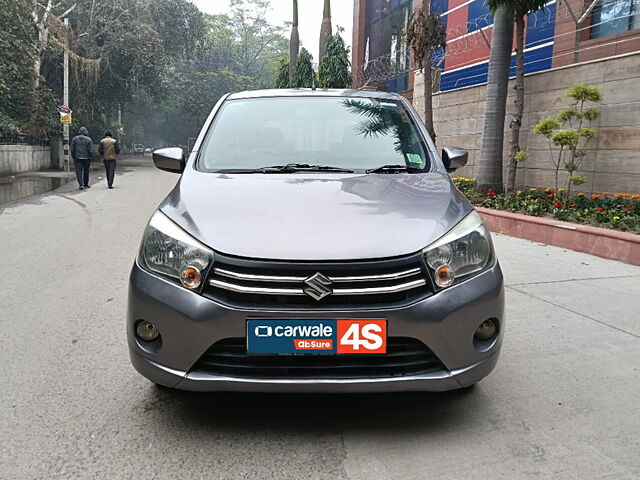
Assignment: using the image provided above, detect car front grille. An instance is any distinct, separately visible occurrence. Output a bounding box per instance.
[190,337,446,379]
[204,252,432,309]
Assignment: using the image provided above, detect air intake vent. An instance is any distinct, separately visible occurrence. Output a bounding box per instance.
[191,337,446,379]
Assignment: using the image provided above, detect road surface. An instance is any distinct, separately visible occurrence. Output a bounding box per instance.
[1,158,639,479]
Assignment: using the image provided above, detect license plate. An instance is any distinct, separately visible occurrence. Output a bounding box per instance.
[246,319,387,355]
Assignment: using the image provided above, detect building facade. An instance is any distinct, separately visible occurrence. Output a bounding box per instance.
[352,0,640,96]
[351,0,640,193]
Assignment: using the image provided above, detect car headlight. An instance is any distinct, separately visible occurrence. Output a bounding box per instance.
[139,210,214,291]
[422,210,494,289]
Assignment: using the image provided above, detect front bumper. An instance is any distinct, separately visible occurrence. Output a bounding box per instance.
[127,261,505,392]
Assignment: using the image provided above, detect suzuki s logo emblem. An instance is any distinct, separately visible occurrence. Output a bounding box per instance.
[304,272,333,301]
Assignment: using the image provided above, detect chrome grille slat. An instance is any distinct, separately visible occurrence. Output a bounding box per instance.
[213,267,422,283]
[214,268,306,283]
[330,267,422,283]
[332,279,427,295]
[210,279,306,296]
[205,253,431,308]
[209,278,427,296]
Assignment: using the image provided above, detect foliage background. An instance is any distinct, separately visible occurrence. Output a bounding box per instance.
[0,0,288,146]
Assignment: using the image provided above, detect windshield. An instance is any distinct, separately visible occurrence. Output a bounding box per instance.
[198,96,432,173]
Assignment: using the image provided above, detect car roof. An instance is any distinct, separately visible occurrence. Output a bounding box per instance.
[226,88,404,101]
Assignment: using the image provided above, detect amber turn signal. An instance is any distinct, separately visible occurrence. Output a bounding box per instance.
[180,266,202,289]
[434,264,455,288]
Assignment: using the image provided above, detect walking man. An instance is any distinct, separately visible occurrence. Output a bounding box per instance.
[99,131,121,189]
[70,127,93,190]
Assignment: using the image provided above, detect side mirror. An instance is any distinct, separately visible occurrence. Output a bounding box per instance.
[442,147,469,173]
[153,147,185,174]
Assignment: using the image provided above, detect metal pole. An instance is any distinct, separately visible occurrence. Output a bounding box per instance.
[63,17,70,171]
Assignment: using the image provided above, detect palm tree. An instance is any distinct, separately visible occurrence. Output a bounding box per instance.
[289,0,299,86]
[488,0,546,192]
[475,5,514,194]
[342,99,415,155]
[319,0,333,61]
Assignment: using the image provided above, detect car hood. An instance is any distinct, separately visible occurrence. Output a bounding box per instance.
[160,171,471,260]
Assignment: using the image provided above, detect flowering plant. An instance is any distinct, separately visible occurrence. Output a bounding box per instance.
[452,178,640,233]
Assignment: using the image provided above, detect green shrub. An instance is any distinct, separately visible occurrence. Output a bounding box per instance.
[451,178,640,233]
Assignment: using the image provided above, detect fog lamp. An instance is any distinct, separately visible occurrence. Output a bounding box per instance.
[474,319,497,341]
[434,265,455,288]
[180,266,202,289]
[136,320,160,342]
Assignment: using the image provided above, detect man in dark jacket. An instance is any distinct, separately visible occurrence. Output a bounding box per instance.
[99,131,121,189]
[70,127,93,190]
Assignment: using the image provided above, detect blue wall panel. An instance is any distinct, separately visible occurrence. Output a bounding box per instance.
[509,44,554,77]
[431,0,449,31]
[526,4,556,48]
[431,0,449,69]
[467,0,493,33]
[440,45,554,91]
[430,0,449,16]
[441,62,489,91]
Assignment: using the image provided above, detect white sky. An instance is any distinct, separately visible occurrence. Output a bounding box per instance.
[190,0,354,62]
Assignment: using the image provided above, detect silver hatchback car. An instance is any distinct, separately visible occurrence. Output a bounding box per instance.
[127,89,504,392]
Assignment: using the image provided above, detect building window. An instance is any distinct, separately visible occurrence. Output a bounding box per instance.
[387,72,409,93]
[591,0,640,38]
[364,0,413,92]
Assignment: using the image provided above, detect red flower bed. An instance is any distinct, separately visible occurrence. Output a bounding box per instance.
[452,178,640,234]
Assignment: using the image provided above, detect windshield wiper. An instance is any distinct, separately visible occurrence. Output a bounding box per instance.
[213,168,267,173]
[366,164,416,174]
[213,164,354,174]
[259,163,354,173]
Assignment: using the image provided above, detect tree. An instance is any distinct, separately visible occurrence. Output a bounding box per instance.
[407,6,446,141]
[289,0,299,86]
[342,99,417,155]
[533,84,601,198]
[0,0,37,134]
[475,5,514,194]
[275,57,290,88]
[1,0,286,144]
[122,1,286,145]
[31,1,76,94]
[222,0,287,87]
[488,0,546,192]
[293,48,314,88]
[22,0,206,137]
[27,1,78,134]
[121,1,286,145]
[319,0,332,62]
[317,32,351,88]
